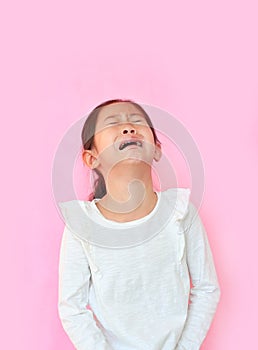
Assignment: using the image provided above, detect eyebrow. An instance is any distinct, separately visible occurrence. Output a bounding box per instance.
[104,113,144,122]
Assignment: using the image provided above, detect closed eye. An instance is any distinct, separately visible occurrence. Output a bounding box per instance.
[108,120,143,125]
[131,119,147,124]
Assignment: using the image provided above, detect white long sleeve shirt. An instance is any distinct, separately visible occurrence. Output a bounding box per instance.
[57,187,221,350]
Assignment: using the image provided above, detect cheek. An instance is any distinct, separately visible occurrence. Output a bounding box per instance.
[142,127,155,143]
[95,130,115,152]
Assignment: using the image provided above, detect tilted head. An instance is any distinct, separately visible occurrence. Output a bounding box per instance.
[81,99,162,199]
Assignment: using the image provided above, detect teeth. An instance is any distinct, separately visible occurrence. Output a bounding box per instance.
[119,140,142,150]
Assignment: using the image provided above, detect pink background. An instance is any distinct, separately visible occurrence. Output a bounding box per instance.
[1,0,258,349]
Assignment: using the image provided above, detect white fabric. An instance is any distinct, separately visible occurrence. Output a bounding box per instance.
[57,188,221,350]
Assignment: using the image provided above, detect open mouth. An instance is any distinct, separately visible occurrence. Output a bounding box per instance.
[119,140,143,151]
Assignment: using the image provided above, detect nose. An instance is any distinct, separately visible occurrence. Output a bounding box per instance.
[121,125,137,135]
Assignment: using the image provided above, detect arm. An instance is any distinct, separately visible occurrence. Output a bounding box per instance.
[175,202,221,350]
[58,225,112,350]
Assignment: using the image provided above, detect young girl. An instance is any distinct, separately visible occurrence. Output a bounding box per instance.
[57,99,221,350]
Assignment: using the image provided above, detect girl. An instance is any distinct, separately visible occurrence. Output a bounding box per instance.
[57,99,221,350]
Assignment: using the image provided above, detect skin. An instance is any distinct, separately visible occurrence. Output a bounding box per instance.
[82,102,162,222]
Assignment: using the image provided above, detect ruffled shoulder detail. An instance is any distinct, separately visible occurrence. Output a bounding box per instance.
[163,187,191,221]
[58,200,92,241]
[57,187,191,248]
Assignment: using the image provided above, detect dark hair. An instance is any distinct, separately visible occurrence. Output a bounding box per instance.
[81,98,161,200]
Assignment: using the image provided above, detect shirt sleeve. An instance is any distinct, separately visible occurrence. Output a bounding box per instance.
[58,225,113,350]
[175,202,221,350]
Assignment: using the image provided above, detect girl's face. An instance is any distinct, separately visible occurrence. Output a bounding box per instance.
[84,102,161,173]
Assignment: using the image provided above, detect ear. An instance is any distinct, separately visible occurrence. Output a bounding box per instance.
[82,149,100,169]
[154,142,162,162]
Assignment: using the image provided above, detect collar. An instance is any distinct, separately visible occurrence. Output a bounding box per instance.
[58,187,191,249]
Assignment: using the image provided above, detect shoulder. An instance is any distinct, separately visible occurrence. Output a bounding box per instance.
[161,187,191,201]
[161,187,192,221]
[58,198,93,217]
[58,198,92,209]
[160,188,206,239]
[57,199,94,241]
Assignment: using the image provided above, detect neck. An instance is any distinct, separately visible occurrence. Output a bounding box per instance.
[99,163,156,215]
